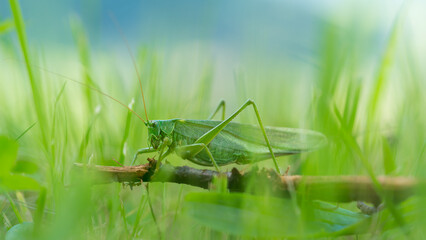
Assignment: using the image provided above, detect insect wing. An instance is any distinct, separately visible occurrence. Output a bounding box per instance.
[181,120,327,153]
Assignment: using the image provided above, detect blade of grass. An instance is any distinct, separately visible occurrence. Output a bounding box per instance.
[367,6,405,117]
[171,185,184,229]
[131,194,148,238]
[50,81,67,196]
[15,192,31,222]
[60,115,68,183]
[382,136,397,175]
[70,16,95,111]
[196,65,213,116]
[2,212,12,228]
[77,106,101,163]
[146,184,162,240]
[342,80,361,132]
[119,198,129,238]
[365,2,408,152]
[50,82,67,155]
[147,53,160,118]
[162,183,167,221]
[5,193,23,223]
[118,99,134,164]
[106,184,121,239]
[9,0,48,149]
[14,121,37,141]
[33,187,46,236]
[334,105,409,237]
[233,70,249,123]
[414,142,426,177]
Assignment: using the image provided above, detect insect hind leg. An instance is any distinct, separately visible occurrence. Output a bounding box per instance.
[195,99,281,174]
[207,99,226,120]
[175,143,220,172]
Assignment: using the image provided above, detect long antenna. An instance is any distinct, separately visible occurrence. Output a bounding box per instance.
[34,65,147,124]
[109,13,149,122]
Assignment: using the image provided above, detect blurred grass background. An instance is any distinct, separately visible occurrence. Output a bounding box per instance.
[1,0,426,238]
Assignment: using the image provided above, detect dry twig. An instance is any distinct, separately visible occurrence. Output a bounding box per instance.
[74,159,419,205]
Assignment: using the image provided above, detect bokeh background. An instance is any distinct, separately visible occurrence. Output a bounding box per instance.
[1,0,426,238]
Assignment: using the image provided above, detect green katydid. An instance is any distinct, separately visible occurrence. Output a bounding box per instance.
[131,99,327,174]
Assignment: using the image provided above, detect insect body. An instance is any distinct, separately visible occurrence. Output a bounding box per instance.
[147,119,325,166]
[132,99,327,173]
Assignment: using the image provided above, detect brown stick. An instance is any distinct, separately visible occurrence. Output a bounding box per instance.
[74,159,419,205]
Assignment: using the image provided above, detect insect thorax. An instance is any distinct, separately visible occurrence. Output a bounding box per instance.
[146,119,179,149]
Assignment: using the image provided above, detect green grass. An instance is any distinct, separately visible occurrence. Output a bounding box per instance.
[1,0,426,239]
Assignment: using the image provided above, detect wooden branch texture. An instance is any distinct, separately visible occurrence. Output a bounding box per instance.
[74,159,419,205]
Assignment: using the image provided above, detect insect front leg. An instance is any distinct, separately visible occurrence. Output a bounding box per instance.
[207,99,226,120]
[195,99,281,174]
[175,143,220,172]
[155,137,172,170]
[132,147,156,165]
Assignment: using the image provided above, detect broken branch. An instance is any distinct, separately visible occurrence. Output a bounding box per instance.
[74,159,420,205]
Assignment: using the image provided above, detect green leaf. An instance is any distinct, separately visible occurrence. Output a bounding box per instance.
[5,222,33,240]
[335,198,417,236]
[0,136,19,176]
[311,201,367,228]
[0,174,40,191]
[183,192,368,238]
[0,137,40,192]
[11,160,39,174]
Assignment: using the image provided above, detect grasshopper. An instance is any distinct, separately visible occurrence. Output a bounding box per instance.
[131,99,327,173]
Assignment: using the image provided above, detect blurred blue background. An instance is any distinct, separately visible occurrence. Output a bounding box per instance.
[1,0,415,67]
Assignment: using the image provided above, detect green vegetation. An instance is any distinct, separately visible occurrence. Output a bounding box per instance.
[1,0,425,239]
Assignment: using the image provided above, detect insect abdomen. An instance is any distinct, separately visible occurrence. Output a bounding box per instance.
[172,130,238,166]
[171,119,309,166]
